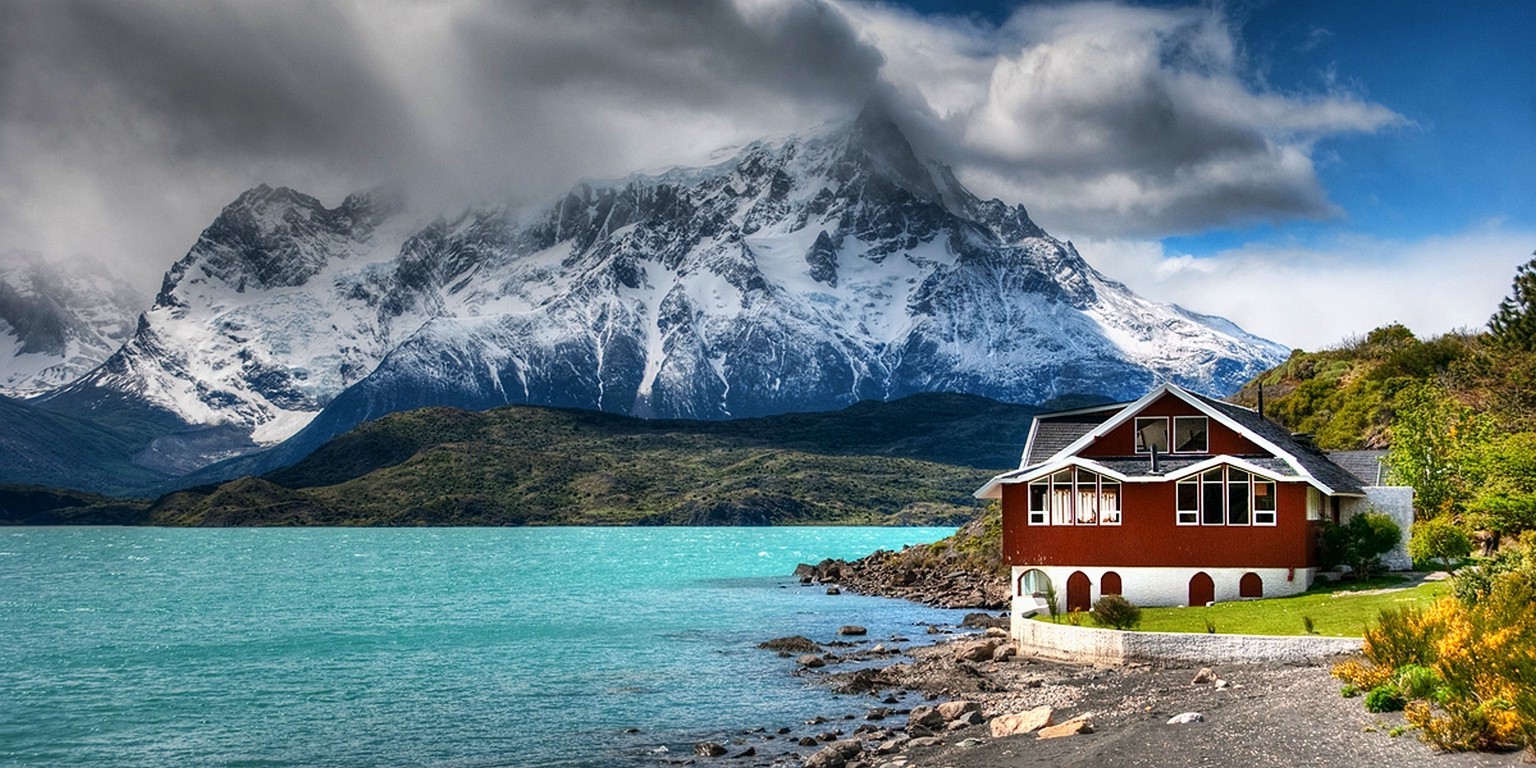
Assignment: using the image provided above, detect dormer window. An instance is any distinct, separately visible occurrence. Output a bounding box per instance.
[1134,417,1168,454]
[1173,416,1209,453]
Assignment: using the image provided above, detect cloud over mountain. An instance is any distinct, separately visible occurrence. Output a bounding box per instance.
[0,0,1400,291]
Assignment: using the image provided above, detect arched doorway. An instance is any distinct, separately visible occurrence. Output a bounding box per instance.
[1101,571,1122,596]
[1239,572,1263,598]
[1066,571,1092,612]
[1188,572,1215,607]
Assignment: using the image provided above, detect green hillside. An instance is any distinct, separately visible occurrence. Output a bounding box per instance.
[0,395,173,496]
[127,393,1038,527]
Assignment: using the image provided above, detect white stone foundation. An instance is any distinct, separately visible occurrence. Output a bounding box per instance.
[1010,564,1317,622]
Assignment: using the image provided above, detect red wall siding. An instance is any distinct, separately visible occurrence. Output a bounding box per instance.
[1079,394,1265,457]
[1001,481,1318,569]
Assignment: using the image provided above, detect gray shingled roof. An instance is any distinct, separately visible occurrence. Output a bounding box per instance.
[1024,405,1123,465]
[1327,450,1389,486]
[1190,393,1366,495]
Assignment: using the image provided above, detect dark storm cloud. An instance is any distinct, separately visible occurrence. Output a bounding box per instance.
[0,0,1401,290]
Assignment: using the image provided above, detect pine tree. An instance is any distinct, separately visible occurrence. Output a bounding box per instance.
[1489,252,1536,350]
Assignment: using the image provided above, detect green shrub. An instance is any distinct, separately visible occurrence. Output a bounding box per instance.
[1089,594,1142,630]
[1341,684,1361,698]
[1408,517,1473,573]
[1397,664,1442,701]
[1322,512,1403,576]
[1366,685,1407,713]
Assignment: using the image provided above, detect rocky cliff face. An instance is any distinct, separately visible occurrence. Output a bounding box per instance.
[30,108,1287,473]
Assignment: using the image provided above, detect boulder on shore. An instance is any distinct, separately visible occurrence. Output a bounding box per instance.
[758,635,821,653]
[989,706,1055,738]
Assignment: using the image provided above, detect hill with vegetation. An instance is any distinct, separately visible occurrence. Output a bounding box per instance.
[2,393,1042,526]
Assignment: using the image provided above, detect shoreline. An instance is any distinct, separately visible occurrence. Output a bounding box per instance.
[630,579,1529,768]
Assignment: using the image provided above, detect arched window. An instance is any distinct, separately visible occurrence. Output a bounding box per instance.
[1239,572,1263,598]
[1101,571,1122,596]
[1017,568,1051,598]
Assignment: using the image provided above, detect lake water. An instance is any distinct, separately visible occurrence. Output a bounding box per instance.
[0,526,965,767]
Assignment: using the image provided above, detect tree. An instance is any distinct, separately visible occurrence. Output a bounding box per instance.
[1388,383,1477,517]
[1489,252,1536,351]
[1407,516,1473,573]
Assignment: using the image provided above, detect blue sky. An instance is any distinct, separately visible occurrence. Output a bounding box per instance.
[880,0,1535,347]
[0,0,1530,349]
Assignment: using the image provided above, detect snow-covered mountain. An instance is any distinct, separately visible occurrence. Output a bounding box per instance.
[38,108,1288,472]
[0,252,145,396]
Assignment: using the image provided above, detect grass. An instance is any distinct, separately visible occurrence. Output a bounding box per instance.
[1045,576,1452,637]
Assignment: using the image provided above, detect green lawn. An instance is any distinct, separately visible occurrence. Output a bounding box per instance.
[1047,576,1452,637]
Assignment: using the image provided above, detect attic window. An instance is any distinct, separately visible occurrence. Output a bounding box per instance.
[1134,417,1169,454]
[1173,416,1208,453]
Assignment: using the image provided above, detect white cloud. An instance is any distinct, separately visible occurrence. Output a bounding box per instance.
[1073,227,1534,350]
[841,1,1403,237]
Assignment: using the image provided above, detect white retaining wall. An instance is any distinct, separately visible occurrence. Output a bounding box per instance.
[1012,616,1361,666]
[1340,486,1415,570]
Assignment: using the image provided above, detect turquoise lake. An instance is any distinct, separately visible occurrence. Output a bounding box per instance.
[0,526,964,767]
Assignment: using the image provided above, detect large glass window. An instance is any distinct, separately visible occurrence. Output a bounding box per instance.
[1100,481,1121,525]
[1173,416,1209,453]
[1176,479,1199,525]
[1135,417,1169,454]
[1075,468,1099,524]
[1227,469,1251,525]
[1028,482,1048,525]
[1051,470,1074,526]
[1201,469,1224,525]
[1021,468,1122,527]
[1254,480,1277,525]
[1178,466,1282,527]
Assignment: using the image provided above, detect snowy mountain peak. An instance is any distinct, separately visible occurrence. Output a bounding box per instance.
[27,113,1287,473]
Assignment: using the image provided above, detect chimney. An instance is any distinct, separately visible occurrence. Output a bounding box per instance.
[1257,382,1266,421]
[1149,444,1161,474]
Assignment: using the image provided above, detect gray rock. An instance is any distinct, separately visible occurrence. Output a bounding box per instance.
[1167,712,1206,725]
[798,654,826,668]
[838,625,868,636]
[693,741,728,756]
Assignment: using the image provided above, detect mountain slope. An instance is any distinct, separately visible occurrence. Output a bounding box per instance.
[0,252,144,396]
[146,393,1040,526]
[28,108,1285,476]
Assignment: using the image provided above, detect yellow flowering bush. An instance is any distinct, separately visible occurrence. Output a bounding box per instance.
[1337,561,1536,753]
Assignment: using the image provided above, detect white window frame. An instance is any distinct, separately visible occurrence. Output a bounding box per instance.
[1226,468,1251,526]
[1175,477,1199,525]
[1253,479,1277,526]
[1172,415,1209,454]
[1099,480,1122,526]
[1134,416,1169,454]
[1027,481,1048,525]
[1200,469,1225,526]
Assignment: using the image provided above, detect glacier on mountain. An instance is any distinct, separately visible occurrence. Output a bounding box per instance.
[30,109,1288,470]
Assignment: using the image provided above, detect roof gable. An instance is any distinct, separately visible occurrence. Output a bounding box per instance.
[1030,383,1365,496]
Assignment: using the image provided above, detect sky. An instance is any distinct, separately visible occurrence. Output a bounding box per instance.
[0,0,1531,350]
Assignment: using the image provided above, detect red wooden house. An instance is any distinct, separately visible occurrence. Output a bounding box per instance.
[975,383,1411,615]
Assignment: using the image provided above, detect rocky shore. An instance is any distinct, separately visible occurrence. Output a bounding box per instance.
[792,510,1011,610]
[638,617,1526,768]
[630,574,1526,768]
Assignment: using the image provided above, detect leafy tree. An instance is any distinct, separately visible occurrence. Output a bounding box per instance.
[1489,252,1536,351]
[1408,516,1473,572]
[1387,383,1477,517]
